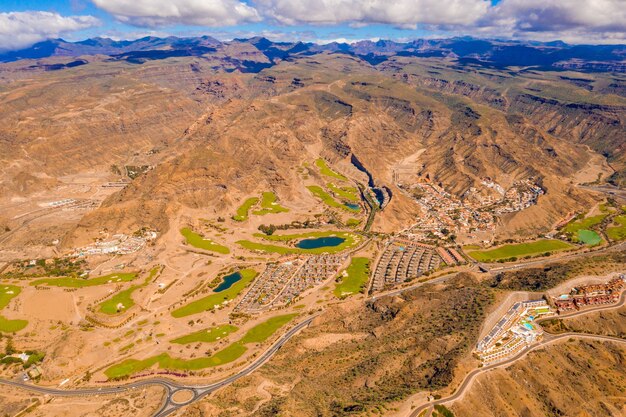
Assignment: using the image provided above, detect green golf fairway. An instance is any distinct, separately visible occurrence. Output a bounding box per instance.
[607,215,626,241]
[252,192,289,215]
[171,324,239,344]
[334,257,370,298]
[307,185,359,212]
[315,158,347,181]
[0,285,28,332]
[105,314,297,379]
[99,267,161,315]
[171,269,257,318]
[468,240,573,262]
[233,197,259,221]
[180,227,230,254]
[31,272,137,288]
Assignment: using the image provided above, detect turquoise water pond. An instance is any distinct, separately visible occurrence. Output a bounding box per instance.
[214,272,242,293]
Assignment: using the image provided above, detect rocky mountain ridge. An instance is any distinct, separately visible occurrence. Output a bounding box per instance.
[2,36,625,73]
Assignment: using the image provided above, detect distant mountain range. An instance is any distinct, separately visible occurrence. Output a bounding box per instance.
[2,36,625,73]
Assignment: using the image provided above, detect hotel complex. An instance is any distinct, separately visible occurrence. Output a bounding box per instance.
[476,299,554,363]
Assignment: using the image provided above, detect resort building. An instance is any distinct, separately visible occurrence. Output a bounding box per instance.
[476,299,554,364]
[553,274,625,313]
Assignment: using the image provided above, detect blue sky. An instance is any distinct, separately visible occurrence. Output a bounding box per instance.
[0,0,624,51]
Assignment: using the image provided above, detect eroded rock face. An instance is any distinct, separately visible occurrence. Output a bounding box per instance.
[1,47,622,248]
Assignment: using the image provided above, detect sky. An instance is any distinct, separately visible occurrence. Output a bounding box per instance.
[0,0,625,51]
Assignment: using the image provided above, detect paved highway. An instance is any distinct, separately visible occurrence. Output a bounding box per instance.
[407,293,626,417]
[370,239,626,299]
[409,332,626,417]
[369,272,458,301]
[0,315,317,417]
[0,236,622,416]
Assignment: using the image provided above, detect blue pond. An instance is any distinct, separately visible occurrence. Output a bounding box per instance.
[296,236,345,249]
[214,272,242,293]
[344,203,360,210]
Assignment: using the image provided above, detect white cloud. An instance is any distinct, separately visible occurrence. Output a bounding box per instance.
[0,11,99,51]
[314,37,380,45]
[254,0,491,27]
[251,0,626,44]
[92,0,261,27]
[475,0,626,44]
[491,0,626,33]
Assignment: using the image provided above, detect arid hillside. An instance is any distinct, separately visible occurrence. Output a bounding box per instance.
[70,54,624,244]
[0,43,623,249]
[452,339,626,417]
[0,35,625,417]
[0,42,626,250]
[180,273,495,416]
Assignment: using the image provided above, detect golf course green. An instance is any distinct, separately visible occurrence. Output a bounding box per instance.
[334,257,370,298]
[171,269,257,318]
[31,272,137,288]
[180,227,230,254]
[0,285,28,332]
[468,239,573,262]
[104,314,297,379]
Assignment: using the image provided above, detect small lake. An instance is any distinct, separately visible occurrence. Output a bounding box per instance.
[344,203,360,210]
[578,229,601,246]
[214,272,242,292]
[296,236,345,249]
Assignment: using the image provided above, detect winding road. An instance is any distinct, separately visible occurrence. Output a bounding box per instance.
[0,241,623,416]
[0,314,317,417]
[407,291,626,417]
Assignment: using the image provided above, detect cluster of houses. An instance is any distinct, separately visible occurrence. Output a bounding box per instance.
[73,231,157,257]
[236,262,299,313]
[371,239,443,292]
[476,299,554,364]
[466,177,544,215]
[236,255,346,313]
[398,177,543,243]
[553,274,625,312]
[274,255,345,306]
[436,246,465,266]
[371,238,467,293]
[402,182,497,241]
[476,274,626,364]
